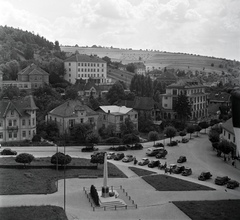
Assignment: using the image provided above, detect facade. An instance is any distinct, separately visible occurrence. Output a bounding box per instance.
[17,63,49,89]
[64,54,107,84]
[161,79,208,120]
[0,95,38,142]
[46,100,99,134]
[96,105,138,135]
[221,118,236,145]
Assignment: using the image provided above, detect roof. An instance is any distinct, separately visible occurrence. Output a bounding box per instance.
[222,118,234,134]
[18,64,49,76]
[0,95,38,118]
[64,54,106,63]
[49,100,98,117]
[208,91,231,102]
[98,105,133,115]
[158,71,177,80]
[167,78,203,88]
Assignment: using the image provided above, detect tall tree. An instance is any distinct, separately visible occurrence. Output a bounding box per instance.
[106,82,125,104]
[174,94,191,121]
[164,126,177,142]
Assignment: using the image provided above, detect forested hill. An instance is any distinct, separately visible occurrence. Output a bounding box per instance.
[0,25,66,84]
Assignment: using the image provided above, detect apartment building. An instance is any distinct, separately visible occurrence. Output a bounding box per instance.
[161,79,208,120]
[96,105,138,135]
[46,100,99,134]
[0,95,38,142]
[64,54,107,84]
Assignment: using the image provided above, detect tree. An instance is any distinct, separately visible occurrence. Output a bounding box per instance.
[174,94,191,121]
[186,125,195,139]
[106,82,125,104]
[86,133,100,145]
[126,63,136,73]
[120,118,137,136]
[122,134,139,145]
[15,153,34,167]
[218,140,233,161]
[0,85,20,99]
[209,130,220,143]
[194,125,202,137]
[148,131,159,145]
[179,131,186,141]
[102,56,111,65]
[65,86,78,100]
[69,123,92,143]
[51,152,72,167]
[198,121,209,134]
[164,126,177,142]
[54,40,60,51]
[90,152,104,168]
[24,43,34,60]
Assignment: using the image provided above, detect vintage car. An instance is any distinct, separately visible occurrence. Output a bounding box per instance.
[214,176,230,185]
[138,158,150,166]
[177,156,187,163]
[122,155,134,163]
[107,152,115,160]
[226,180,239,189]
[148,160,160,168]
[0,148,17,155]
[81,145,99,152]
[182,167,192,176]
[172,165,185,174]
[155,149,168,159]
[198,171,212,181]
[146,147,164,156]
[182,138,189,143]
[114,153,125,161]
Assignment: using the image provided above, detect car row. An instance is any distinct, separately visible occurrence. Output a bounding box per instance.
[0,148,17,155]
[109,143,143,151]
[214,176,239,189]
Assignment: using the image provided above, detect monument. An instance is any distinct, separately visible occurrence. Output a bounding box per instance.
[101,152,109,198]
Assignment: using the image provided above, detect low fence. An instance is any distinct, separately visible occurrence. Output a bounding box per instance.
[83,185,137,211]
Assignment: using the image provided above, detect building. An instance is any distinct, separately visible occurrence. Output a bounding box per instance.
[64,54,107,84]
[133,62,146,75]
[95,105,138,135]
[221,118,236,145]
[17,63,49,89]
[46,100,99,134]
[161,79,208,120]
[156,69,178,87]
[208,91,231,106]
[0,95,38,142]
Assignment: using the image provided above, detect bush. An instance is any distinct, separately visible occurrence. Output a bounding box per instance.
[32,134,41,142]
[15,153,34,166]
[122,134,140,144]
[90,185,100,206]
[51,152,72,166]
[105,137,121,144]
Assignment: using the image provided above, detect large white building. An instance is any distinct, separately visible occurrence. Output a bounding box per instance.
[64,54,107,84]
[161,79,208,120]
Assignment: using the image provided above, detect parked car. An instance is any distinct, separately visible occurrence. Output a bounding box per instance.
[110,145,128,151]
[177,156,187,163]
[182,138,189,143]
[0,148,17,155]
[138,158,150,166]
[215,176,231,185]
[155,149,168,159]
[107,152,115,160]
[153,143,164,148]
[169,164,177,169]
[114,153,125,161]
[167,141,178,146]
[226,180,239,189]
[146,147,164,156]
[130,143,143,150]
[198,171,212,181]
[148,160,160,168]
[173,165,185,174]
[122,155,134,163]
[182,167,192,176]
[81,145,99,152]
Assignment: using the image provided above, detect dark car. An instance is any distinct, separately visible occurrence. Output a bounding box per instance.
[153,143,164,148]
[146,148,164,156]
[138,158,150,166]
[114,153,125,161]
[215,176,230,185]
[122,155,134,163]
[167,141,178,147]
[155,149,168,159]
[182,167,192,176]
[107,152,115,160]
[226,180,239,189]
[148,160,160,168]
[111,145,128,151]
[198,171,212,181]
[0,148,17,155]
[182,138,189,143]
[177,156,187,163]
[130,143,143,150]
[81,145,99,152]
[173,165,185,174]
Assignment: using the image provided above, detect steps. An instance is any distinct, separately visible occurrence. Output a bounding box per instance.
[100,199,127,208]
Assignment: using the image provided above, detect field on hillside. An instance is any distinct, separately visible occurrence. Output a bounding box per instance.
[61,46,229,74]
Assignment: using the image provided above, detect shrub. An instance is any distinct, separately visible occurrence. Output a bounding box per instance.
[15,153,34,166]
[32,134,41,142]
[148,131,159,145]
[122,134,140,144]
[90,185,100,206]
[51,152,72,167]
[105,137,121,144]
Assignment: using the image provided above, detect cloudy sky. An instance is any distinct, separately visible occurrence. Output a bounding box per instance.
[1,0,240,60]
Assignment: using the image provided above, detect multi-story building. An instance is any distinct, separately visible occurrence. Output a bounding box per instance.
[221,118,236,145]
[64,54,107,84]
[96,105,138,135]
[46,100,99,134]
[0,95,38,142]
[161,79,208,120]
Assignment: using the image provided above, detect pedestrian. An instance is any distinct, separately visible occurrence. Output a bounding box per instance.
[169,167,172,174]
[164,167,168,174]
[134,158,137,165]
[164,162,167,169]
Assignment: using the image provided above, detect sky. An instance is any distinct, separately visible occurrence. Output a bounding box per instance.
[0,0,240,61]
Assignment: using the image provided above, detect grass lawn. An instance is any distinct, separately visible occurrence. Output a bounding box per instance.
[173,200,240,220]
[0,205,67,220]
[142,174,215,191]
[128,166,156,176]
[0,157,127,195]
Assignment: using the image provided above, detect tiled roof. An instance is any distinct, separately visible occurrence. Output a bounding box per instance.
[49,100,98,117]
[208,91,231,102]
[98,105,132,115]
[167,78,203,88]
[0,95,38,118]
[64,54,106,63]
[222,118,234,134]
[18,64,49,76]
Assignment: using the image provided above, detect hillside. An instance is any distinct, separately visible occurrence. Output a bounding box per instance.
[61,46,240,77]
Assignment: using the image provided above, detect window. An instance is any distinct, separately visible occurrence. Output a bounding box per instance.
[80,118,83,123]
[69,119,75,127]
[14,132,17,138]
[8,120,12,126]
[33,118,35,125]
[29,130,31,136]
[11,110,14,116]
[120,116,123,121]
[78,68,80,72]
[135,114,137,119]
[173,89,177,95]
[69,68,71,71]
[85,63,87,66]
[9,132,12,138]
[69,63,71,66]
[22,119,25,126]
[233,137,235,143]
[103,115,106,120]
[0,120,2,127]
[0,132,3,139]
[78,74,80,77]
[69,74,71,77]
[13,120,17,126]
[88,63,90,66]
[164,104,168,107]
[29,119,31,126]
[164,97,168,100]
[102,64,104,67]
[78,63,80,66]
[22,131,26,138]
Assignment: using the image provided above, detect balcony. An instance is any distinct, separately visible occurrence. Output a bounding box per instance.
[7,126,18,131]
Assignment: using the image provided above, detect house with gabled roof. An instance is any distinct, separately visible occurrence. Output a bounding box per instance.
[0,95,38,142]
[95,105,138,135]
[46,100,99,134]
